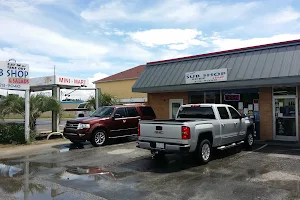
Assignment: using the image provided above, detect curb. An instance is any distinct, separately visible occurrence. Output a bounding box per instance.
[254,140,300,148]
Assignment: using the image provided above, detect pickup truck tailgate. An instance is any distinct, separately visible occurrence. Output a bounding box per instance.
[140,123,183,139]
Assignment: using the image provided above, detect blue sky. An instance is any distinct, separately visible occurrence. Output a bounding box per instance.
[1,0,300,95]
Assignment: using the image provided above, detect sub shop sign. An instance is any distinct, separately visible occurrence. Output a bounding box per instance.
[0,61,30,90]
[185,68,228,84]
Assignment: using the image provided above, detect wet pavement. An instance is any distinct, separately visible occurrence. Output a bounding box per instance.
[1,141,300,200]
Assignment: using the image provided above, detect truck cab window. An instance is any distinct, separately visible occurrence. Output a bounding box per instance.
[228,107,241,119]
[177,107,215,119]
[217,107,230,119]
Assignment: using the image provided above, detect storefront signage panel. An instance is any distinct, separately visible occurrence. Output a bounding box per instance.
[185,68,227,84]
[0,61,30,90]
[224,94,240,101]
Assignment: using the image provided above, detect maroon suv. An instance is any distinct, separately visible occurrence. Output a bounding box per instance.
[63,104,156,147]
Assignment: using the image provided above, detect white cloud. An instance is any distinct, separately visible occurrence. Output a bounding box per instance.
[128,29,206,50]
[0,48,115,77]
[88,72,108,85]
[81,0,258,24]
[0,0,38,13]
[211,34,300,51]
[0,17,109,60]
[262,6,300,25]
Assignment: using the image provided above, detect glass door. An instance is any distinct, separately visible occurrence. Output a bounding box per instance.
[273,96,298,141]
[169,99,183,119]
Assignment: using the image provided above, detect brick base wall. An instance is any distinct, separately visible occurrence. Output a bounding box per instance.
[259,87,273,140]
[147,92,188,119]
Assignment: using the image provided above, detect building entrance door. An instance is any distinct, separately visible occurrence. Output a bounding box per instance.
[169,99,183,119]
[273,96,298,141]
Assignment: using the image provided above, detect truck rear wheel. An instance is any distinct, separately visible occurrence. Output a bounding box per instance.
[244,129,254,150]
[197,139,212,164]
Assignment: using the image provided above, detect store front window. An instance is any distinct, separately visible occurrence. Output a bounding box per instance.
[273,86,298,141]
[189,90,220,104]
[189,88,259,116]
[189,88,260,138]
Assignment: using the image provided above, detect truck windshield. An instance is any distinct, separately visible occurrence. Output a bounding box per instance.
[90,106,114,118]
[177,106,216,119]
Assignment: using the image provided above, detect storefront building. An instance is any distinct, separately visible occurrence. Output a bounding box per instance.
[132,39,300,143]
[94,65,147,103]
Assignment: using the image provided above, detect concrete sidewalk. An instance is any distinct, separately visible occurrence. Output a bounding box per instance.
[0,139,71,160]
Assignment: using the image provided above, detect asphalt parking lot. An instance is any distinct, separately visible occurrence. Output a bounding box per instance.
[1,141,300,200]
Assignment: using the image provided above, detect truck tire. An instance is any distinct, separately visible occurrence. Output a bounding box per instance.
[244,129,254,150]
[90,129,107,147]
[197,139,212,164]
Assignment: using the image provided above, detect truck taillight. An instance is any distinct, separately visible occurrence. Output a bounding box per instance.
[138,124,140,136]
[182,126,190,140]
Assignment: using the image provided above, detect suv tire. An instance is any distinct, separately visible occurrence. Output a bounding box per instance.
[91,129,107,147]
[197,139,212,164]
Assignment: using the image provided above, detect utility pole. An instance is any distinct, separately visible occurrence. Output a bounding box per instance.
[54,65,56,76]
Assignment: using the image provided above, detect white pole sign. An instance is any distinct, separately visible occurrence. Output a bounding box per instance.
[0,61,30,90]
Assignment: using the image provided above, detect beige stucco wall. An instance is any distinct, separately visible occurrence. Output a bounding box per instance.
[96,79,146,99]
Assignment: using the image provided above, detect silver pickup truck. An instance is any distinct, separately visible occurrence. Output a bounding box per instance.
[137,104,255,164]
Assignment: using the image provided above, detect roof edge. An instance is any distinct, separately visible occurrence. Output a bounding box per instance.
[94,77,138,84]
[147,39,300,65]
[132,76,300,93]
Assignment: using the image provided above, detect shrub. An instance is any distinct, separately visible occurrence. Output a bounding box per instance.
[0,123,27,144]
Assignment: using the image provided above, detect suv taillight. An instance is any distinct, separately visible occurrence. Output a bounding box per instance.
[138,124,140,136]
[182,126,190,140]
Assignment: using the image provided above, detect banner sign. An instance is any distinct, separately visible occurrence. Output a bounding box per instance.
[0,61,30,90]
[185,68,227,84]
[56,76,87,86]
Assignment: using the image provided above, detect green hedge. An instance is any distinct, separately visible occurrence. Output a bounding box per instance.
[0,123,26,144]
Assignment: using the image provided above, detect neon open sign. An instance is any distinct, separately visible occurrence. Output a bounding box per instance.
[224,94,240,101]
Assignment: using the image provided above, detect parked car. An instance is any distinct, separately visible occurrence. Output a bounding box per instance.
[76,102,92,118]
[63,104,156,147]
[136,103,255,164]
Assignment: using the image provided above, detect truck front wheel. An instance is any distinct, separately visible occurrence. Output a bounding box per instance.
[197,139,212,164]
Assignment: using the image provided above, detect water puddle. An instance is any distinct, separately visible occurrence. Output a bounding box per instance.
[0,161,124,200]
[59,143,94,153]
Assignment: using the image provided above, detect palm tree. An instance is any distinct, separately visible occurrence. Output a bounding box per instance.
[0,93,62,132]
[86,92,119,110]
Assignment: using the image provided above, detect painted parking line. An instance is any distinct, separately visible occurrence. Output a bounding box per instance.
[252,144,268,152]
[268,153,300,160]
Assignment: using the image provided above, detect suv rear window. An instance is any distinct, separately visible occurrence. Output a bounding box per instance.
[140,106,156,118]
[127,107,139,117]
[177,106,215,119]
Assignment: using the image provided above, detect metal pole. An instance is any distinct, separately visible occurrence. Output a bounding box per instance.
[95,88,100,109]
[24,90,30,143]
[52,86,60,132]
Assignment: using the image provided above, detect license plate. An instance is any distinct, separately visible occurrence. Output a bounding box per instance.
[156,142,164,149]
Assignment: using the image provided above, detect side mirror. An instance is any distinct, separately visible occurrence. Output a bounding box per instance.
[239,114,246,119]
[112,113,121,120]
